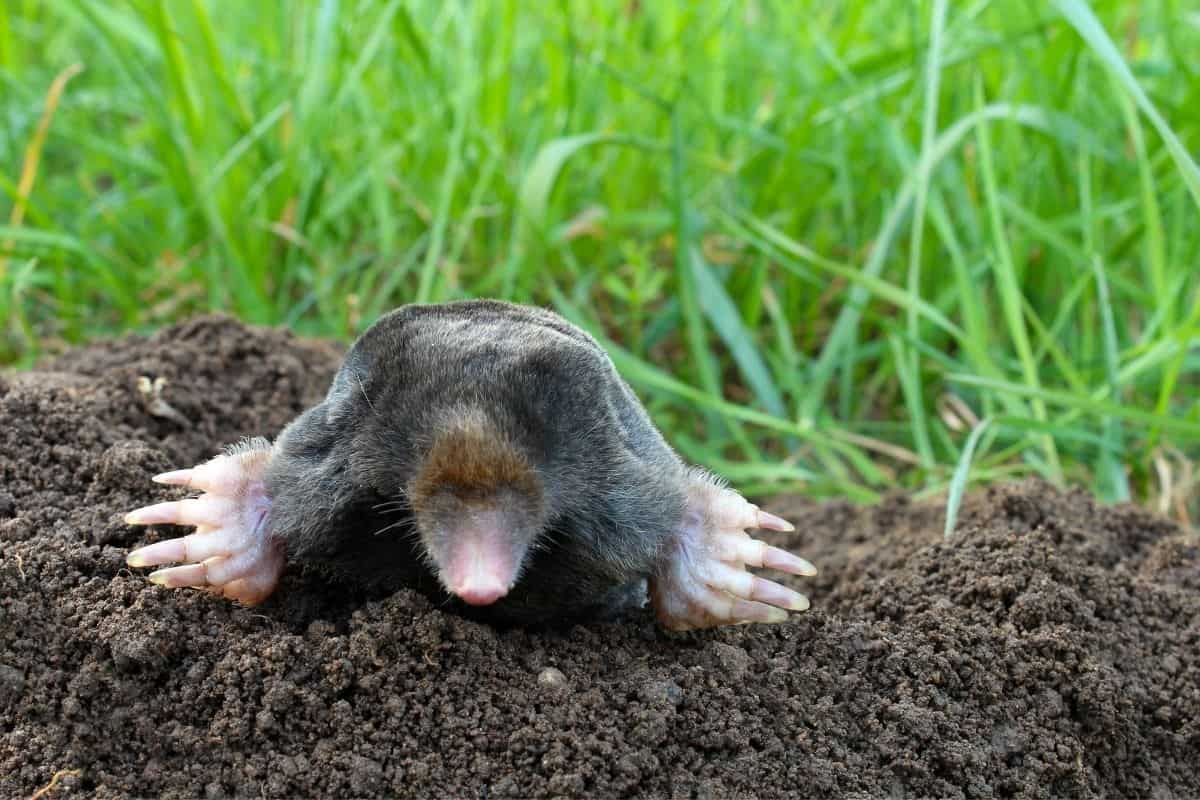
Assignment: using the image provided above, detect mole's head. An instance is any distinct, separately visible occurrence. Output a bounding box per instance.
[407,410,545,607]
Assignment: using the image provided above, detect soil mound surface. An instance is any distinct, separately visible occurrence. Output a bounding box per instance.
[1,317,1196,798]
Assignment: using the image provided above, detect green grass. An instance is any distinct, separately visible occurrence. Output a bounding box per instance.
[1,1,1198,522]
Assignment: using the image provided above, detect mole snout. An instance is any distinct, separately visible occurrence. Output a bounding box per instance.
[407,408,547,608]
[434,508,531,606]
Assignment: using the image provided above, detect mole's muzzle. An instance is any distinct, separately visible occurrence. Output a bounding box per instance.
[436,511,526,606]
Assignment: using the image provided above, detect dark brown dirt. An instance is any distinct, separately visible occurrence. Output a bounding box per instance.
[1,316,1197,799]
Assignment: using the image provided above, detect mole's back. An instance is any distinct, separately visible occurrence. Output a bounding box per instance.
[336,300,676,478]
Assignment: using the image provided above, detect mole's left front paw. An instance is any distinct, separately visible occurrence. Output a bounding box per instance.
[650,473,816,631]
[124,439,283,605]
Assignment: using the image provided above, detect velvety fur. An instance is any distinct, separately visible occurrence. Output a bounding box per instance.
[263,300,688,624]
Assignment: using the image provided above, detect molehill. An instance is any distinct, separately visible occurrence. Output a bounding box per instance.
[1,316,1196,798]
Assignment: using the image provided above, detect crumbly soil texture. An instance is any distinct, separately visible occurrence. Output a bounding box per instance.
[1,317,1197,799]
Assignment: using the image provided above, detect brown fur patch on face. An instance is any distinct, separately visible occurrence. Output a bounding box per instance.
[409,410,542,514]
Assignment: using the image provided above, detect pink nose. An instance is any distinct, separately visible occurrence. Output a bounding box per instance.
[451,579,509,606]
[438,514,520,607]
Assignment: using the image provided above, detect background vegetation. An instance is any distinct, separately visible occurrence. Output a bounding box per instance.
[2,1,1197,526]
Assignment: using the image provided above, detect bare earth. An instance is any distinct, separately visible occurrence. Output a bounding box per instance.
[1,317,1196,799]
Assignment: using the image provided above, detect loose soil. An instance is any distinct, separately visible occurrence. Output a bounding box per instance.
[1,316,1196,799]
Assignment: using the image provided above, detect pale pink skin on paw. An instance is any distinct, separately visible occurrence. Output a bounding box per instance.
[650,471,817,631]
[124,440,284,605]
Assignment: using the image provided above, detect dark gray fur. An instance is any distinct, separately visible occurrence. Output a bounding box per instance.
[263,300,689,624]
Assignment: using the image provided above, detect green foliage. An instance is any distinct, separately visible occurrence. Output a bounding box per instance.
[1,0,1197,513]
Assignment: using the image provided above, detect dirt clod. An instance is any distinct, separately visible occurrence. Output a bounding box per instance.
[537,666,569,690]
[1,316,1197,798]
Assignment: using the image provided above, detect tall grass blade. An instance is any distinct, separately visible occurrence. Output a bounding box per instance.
[1090,255,1130,502]
[689,250,786,418]
[944,418,993,540]
[1051,0,1200,208]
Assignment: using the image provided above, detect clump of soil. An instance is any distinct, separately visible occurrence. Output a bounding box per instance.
[1,317,1196,798]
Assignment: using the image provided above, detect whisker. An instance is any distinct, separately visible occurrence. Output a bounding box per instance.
[372,517,418,537]
[529,527,557,555]
[358,376,377,416]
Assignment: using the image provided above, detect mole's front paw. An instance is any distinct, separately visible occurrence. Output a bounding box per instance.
[650,472,816,631]
[124,438,283,605]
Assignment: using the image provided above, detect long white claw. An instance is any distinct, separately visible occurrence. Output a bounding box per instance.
[126,538,189,568]
[151,468,197,487]
[710,562,810,610]
[738,601,789,625]
[151,453,267,496]
[750,578,809,611]
[126,525,255,568]
[762,544,817,576]
[148,563,209,588]
[124,498,234,527]
[694,586,788,626]
[714,535,818,576]
[756,509,795,532]
[712,493,795,532]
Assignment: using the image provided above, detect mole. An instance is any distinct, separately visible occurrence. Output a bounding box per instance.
[124,300,816,629]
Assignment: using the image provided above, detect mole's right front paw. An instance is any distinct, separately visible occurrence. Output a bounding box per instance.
[124,438,284,605]
[650,474,817,631]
